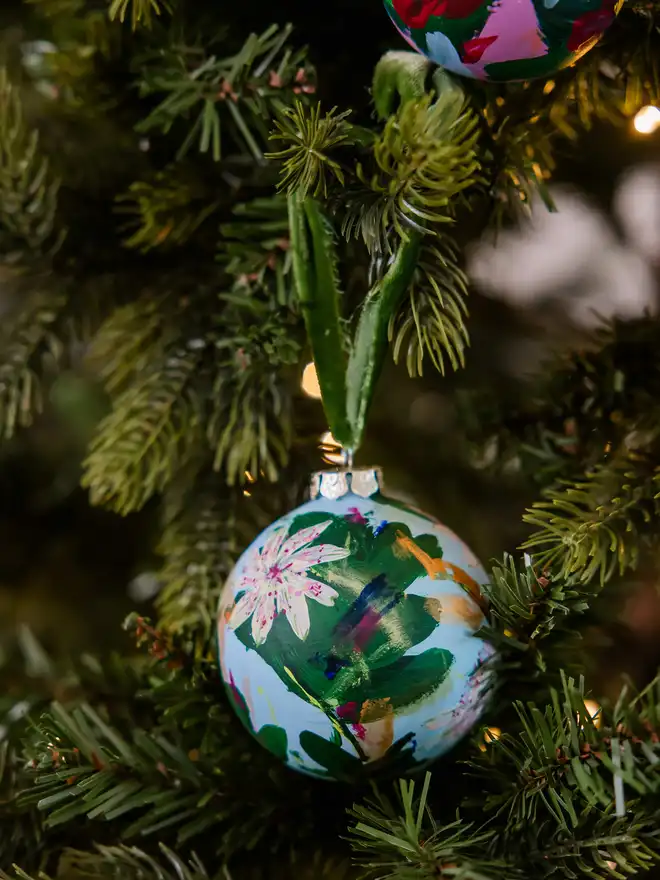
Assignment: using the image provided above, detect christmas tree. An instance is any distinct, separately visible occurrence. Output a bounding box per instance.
[3,0,660,877]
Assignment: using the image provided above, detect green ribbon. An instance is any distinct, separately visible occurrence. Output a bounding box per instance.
[287,50,454,455]
[288,191,421,455]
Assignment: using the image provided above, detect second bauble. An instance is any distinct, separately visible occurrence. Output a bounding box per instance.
[384,0,622,83]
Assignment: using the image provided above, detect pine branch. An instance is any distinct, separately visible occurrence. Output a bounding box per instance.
[270,78,482,253]
[388,235,469,378]
[85,290,182,397]
[349,774,517,880]
[2,625,351,872]
[219,194,294,309]
[207,298,301,486]
[477,13,660,227]
[156,478,268,637]
[17,651,327,858]
[461,322,660,587]
[23,0,119,112]
[116,170,220,253]
[209,365,293,486]
[0,741,44,872]
[18,699,223,843]
[535,809,660,879]
[483,555,591,661]
[0,631,63,871]
[0,286,69,440]
[108,0,173,30]
[156,484,239,638]
[470,672,660,840]
[485,112,556,223]
[268,102,355,198]
[522,448,660,587]
[84,262,300,505]
[135,24,314,162]
[547,14,660,132]
[469,680,595,834]
[62,843,208,880]
[3,843,356,880]
[531,319,660,452]
[455,317,660,494]
[2,833,212,880]
[82,340,207,513]
[0,270,122,449]
[354,90,481,246]
[628,0,660,17]
[80,278,233,514]
[0,69,65,261]
[612,673,660,745]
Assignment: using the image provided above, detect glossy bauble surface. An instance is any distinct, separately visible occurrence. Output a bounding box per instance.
[384,0,622,82]
[218,469,494,781]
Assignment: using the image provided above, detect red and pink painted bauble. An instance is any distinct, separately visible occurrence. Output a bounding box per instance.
[384,0,623,83]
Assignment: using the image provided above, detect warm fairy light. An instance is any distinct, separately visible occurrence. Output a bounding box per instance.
[319,431,344,466]
[583,699,602,729]
[301,362,322,399]
[244,470,256,484]
[634,105,660,135]
[479,726,502,751]
[243,489,252,498]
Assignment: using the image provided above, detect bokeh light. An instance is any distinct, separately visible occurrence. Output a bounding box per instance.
[301,362,321,399]
[479,726,502,751]
[583,699,602,729]
[634,105,660,135]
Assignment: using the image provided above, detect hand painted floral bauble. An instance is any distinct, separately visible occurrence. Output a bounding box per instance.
[384,0,623,83]
[217,468,495,781]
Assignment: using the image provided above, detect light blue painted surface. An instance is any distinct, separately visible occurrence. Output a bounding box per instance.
[218,490,495,779]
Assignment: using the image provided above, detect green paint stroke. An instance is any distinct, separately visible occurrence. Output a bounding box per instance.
[300,728,419,780]
[257,724,289,762]
[299,730,362,780]
[232,511,456,759]
[351,649,454,716]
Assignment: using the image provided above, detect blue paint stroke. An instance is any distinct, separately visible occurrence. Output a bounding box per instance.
[311,652,352,680]
[333,574,402,649]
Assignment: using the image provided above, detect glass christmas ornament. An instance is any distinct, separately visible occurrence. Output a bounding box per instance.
[383,0,623,83]
[218,468,494,781]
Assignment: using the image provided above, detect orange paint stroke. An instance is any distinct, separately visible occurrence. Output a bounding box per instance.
[360,697,392,724]
[395,532,488,614]
[357,712,394,761]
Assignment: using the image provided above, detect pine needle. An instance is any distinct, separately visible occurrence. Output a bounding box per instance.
[108,0,172,30]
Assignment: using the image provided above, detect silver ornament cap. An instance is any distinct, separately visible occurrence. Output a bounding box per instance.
[309,467,383,501]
